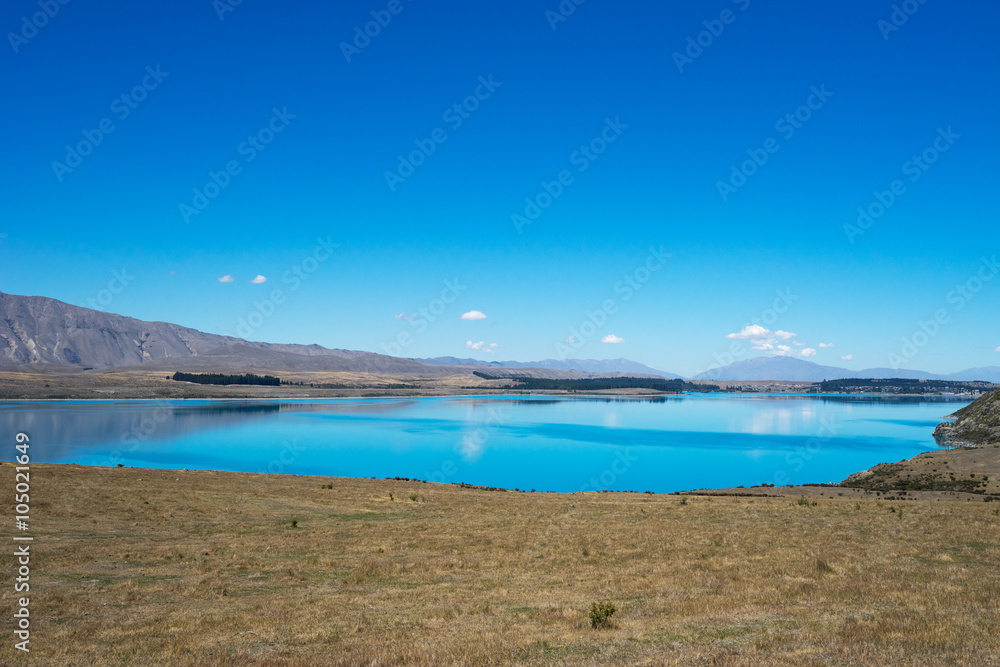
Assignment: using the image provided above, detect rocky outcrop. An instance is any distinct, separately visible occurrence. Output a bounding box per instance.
[933,390,1000,448]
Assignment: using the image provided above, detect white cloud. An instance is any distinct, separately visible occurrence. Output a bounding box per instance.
[394,312,413,321]
[995,347,1000,352]
[466,340,498,353]
[217,275,235,283]
[460,310,487,320]
[841,354,853,361]
[250,275,267,284]
[601,334,625,344]
[565,336,577,345]
[727,324,771,340]
[727,325,810,353]
[725,325,826,358]
[818,343,836,348]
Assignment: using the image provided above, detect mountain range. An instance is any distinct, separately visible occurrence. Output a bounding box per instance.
[412,356,681,378]
[1,290,997,383]
[690,356,1000,383]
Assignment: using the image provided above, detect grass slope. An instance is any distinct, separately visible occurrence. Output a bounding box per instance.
[3,464,1000,665]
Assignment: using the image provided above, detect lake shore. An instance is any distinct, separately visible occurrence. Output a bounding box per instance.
[0,369,983,400]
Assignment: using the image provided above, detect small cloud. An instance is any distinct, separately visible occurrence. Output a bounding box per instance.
[727,325,820,357]
[601,334,625,344]
[727,325,771,340]
[466,340,499,353]
[818,343,836,348]
[460,310,487,321]
[565,336,577,345]
[394,313,413,321]
[995,347,1000,352]
[250,275,267,284]
[218,275,235,283]
[841,354,854,361]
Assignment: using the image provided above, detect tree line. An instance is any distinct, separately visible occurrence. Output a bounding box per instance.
[171,372,281,386]
[473,372,718,392]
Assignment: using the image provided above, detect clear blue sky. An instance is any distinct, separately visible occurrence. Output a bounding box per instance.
[2,0,998,377]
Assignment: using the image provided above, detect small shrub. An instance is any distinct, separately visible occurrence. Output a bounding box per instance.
[290,519,298,528]
[409,493,419,502]
[389,493,394,501]
[816,559,834,574]
[679,497,688,506]
[589,601,616,629]
[797,497,810,506]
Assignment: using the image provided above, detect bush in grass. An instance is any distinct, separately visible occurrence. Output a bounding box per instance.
[589,601,616,629]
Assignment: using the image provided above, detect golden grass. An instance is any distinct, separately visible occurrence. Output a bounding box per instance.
[3,463,1000,665]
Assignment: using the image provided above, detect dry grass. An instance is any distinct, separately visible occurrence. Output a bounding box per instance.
[3,463,1000,666]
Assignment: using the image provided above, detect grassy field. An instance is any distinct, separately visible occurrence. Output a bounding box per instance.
[3,463,1000,665]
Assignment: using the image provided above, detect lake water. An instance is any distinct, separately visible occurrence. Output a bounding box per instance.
[0,394,970,492]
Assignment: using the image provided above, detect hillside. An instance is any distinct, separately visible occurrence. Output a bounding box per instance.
[934,389,1000,447]
[0,292,452,375]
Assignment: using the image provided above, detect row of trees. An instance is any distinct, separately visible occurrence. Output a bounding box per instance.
[473,373,719,393]
[818,378,995,394]
[171,372,281,386]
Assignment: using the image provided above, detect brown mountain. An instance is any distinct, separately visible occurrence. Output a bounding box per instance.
[0,291,443,374]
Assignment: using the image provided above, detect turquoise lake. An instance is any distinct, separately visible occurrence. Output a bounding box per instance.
[0,394,971,492]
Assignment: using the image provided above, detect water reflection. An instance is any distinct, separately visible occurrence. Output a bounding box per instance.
[0,393,975,493]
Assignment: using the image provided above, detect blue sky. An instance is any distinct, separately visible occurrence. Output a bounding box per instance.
[2,0,998,377]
